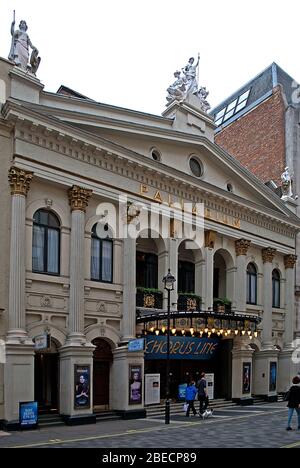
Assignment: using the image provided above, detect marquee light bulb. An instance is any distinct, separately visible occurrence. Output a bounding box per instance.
[254,332,258,338]
[172,328,176,335]
[242,330,246,336]
[204,328,209,334]
[220,329,224,335]
[182,329,185,335]
[212,328,216,334]
[155,329,160,336]
[190,328,194,335]
[235,330,239,336]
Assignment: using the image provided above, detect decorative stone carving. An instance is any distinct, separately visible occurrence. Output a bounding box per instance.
[284,254,297,269]
[235,239,251,256]
[166,54,211,111]
[262,248,277,264]
[8,166,33,196]
[126,202,141,224]
[68,185,92,212]
[281,167,294,199]
[204,230,217,249]
[97,302,106,313]
[8,15,41,74]
[40,296,52,308]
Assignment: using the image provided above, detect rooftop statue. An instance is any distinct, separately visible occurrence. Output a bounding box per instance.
[166,54,211,112]
[8,12,41,75]
[281,166,294,198]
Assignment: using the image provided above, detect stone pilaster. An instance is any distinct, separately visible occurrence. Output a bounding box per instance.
[67,186,92,344]
[261,248,276,350]
[235,239,251,312]
[202,231,216,311]
[7,167,33,341]
[283,255,297,350]
[121,236,137,344]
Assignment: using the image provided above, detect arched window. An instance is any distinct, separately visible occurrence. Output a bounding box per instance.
[178,261,195,294]
[91,224,113,283]
[247,263,257,305]
[32,209,60,275]
[272,270,281,308]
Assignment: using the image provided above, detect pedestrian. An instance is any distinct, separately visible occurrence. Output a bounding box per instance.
[185,380,197,417]
[196,372,209,417]
[286,376,300,431]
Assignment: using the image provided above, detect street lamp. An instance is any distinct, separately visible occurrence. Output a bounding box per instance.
[163,269,176,425]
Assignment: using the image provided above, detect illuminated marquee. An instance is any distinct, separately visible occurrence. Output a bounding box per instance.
[145,336,219,361]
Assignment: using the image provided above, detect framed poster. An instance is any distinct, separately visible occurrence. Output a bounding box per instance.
[206,374,215,401]
[74,365,91,409]
[129,364,142,405]
[145,374,160,405]
[19,401,38,428]
[269,362,277,392]
[242,362,251,394]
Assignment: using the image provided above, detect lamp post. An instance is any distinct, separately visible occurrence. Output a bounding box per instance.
[163,269,176,425]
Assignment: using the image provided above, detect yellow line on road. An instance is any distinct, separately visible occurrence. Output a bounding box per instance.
[7,409,286,449]
[281,440,300,449]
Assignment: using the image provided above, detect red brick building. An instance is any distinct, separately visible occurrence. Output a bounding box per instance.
[212,63,300,338]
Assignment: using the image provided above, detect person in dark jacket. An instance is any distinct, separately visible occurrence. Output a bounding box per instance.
[286,376,300,431]
[185,381,197,417]
[196,372,209,417]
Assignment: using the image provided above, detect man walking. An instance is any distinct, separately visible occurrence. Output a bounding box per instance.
[197,372,208,418]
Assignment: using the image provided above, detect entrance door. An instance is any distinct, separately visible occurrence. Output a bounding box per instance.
[93,339,113,409]
[34,353,59,413]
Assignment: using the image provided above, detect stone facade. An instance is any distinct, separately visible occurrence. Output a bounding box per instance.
[0,58,299,428]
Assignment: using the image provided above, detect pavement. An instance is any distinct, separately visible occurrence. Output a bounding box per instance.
[0,402,299,448]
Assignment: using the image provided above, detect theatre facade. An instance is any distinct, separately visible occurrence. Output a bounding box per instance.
[0,57,300,428]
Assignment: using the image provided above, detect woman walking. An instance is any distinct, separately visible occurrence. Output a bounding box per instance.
[286,376,300,431]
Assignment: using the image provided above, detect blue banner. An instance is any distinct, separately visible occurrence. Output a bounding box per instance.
[19,401,38,427]
[145,336,219,360]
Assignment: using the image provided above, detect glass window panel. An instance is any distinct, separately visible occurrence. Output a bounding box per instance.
[102,240,113,282]
[48,212,60,228]
[39,211,48,225]
[226,99,238,112]
[47,229,59,274]
[215,108,225,120]
[91,237,101,280]
[215,118,223,127]
[224,109,235,120]
[32,225,45,272]
[235,101,247,113]
[238,90,250,104]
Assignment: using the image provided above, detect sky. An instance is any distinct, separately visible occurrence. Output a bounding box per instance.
[0,0,300,116]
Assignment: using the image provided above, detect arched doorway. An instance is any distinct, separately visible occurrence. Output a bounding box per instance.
[34,338,60,414]
[93,338,113,409]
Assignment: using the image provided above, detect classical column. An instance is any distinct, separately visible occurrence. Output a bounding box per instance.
[7,167,33,342]
[121,235,137,344]
[261,248,277,350]
[235,239,251,313]
[202,231,216,311]
[283,255,297,349]
[67,185,92,344]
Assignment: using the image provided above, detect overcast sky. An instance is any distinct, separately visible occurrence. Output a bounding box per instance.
[0,0,299,115]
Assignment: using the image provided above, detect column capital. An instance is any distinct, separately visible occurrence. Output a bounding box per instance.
[8,167,33,196]
[262,248,277,264]
[204,230,217,249]
[68,185,92,212]
[235,239,251,256]
[284,254,297,269]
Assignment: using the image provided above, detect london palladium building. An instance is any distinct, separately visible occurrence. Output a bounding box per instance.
[0,54,299,429]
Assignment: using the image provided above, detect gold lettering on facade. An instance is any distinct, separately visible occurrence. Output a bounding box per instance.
[154,191,163,203]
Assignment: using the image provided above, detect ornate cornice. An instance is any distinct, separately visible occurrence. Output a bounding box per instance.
[262,248,277,264]
[284,255,297,269]
[68,185,92,212]
[235,239,251,256]
[8,166,33,196]
[204,230,217,249]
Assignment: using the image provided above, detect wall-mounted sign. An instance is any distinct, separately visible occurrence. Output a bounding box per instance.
[206,374,215,400]
[145,374,160,405]
[129,364,142,405]
[128,338,145,352]
[145,336,219,361]
[74,365,90,410]
[19,401,38,428]
[34,333,50,351]
[178,383,188,401]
